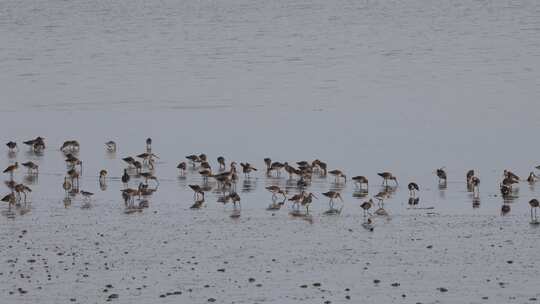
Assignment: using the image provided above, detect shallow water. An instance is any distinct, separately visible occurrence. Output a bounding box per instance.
[1,0,540,303]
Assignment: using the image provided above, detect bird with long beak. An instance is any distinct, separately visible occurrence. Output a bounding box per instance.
[322,191,343,209]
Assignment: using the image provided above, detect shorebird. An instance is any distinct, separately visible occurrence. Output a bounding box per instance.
[300,192,316,214]
[239,162,257,178]
[322,191,343,209]
[529,199,539,222]
[121,188,140,205]
[352,176,368,190]
[21,161,38,174]
[199,169,213,182]
[377,172,398,186]
[436,168,447,183]
[288,191,305,211]
[177,162,187,175]
[408,182,419,197]
[470,176,480,196]
[188,184,205,201]
[81,191,94,202]
[225,192,241,208]
[146,138,152,152]
[121,169,130,188]
[217,156,226,170]
[503,170,520,181]
[1,193,16,211]
[14,183,31,204]
[99,170,107,184]
[501,204,511,215]
[360,199,373,217]
[329,169,346,183]
[527,172,538,183]
[186,155,200,167]
[268,162,285,177]
[65,154,82,173]
[138,182,156,197]
[137,152,159,167]
[3,162,18,179]
[24,137,45,152]
[264,158,272,172]
[312,159,327,176]
[500,184,511,197]
[67,168,80,188]
[284,163,300,179]
[132,161,142,174]
[105,141,117,152]
[60,140,80,154]
[466,170,475,184]
[6,141,17,152]
[62,177,72,196]
[502,176,519,189]
[265,185,287,202]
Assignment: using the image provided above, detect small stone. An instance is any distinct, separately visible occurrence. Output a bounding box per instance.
[507,260,513,264]
[313,283,321,287]
[438,287,448,292]
[345,295,350,300]
[217,269,225,272]
[373,279,380,284]
[248,278,255,283]
[208,298,216,302]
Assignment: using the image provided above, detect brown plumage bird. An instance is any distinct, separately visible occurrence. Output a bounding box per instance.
[322,191,343,209]
[360,199,373,217]
[22,161,39,174]
[328,169,346,183]
[177,162,187,175]
[352,176,368,190]
[377,172,398,186]
[527,172,538,183]
[3,162,18,179]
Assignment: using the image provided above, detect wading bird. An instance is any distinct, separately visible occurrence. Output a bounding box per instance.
[378,172,398,186]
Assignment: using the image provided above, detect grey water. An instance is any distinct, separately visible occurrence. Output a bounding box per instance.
[1,0,540,303]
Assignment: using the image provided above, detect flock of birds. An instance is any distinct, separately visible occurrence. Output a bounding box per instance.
[2,137,540,228]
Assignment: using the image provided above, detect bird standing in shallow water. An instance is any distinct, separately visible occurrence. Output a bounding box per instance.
[240,163,257,178]
[99,170,107,184]
[436,168,447,183]
[62,177,72,197]
[377,172,398,186]
[22,161,39,175]
[360,199,373,218]
[529,199,539,223]
[3,162,18,180]
[322,191,343,209]
[121,169,130,189]
[408,182,419,197]
[6,141,17,152]
[217,156,226,171]
[328,169,346,183]
[177,162,186,175]
[527,172,538,183]
[105,141,117,152]
[146,138,152,152]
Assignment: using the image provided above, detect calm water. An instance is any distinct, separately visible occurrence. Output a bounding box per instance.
[1,0,540,303]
